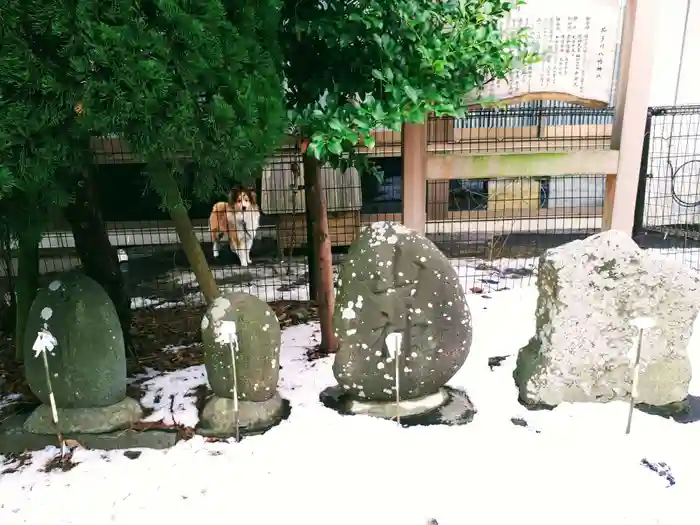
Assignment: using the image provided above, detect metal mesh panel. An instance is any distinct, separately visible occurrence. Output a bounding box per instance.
[635,105,700,271]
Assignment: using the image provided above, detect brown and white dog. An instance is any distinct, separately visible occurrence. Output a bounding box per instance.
[208,187,260,267]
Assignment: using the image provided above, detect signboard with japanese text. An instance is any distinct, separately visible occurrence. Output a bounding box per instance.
[480,0,622,107]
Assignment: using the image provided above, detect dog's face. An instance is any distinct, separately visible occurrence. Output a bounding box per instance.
[229,187,257,212]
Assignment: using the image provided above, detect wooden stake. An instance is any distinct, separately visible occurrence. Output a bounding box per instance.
[626,317,656,435]
[229,333,240,443]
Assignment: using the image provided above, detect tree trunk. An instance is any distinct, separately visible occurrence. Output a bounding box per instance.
[303,154,337,353]
[150,168,220,304]
[15,230,40,362]
[0,230,17,337]
[64,169,133,351]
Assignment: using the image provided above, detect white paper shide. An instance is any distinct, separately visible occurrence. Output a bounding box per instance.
[33,329,58,358]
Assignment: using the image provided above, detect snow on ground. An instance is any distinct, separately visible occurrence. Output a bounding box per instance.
[0,394,22,412]
[130,366,206,428]
[2,287,699,525]
[129,297,185,310]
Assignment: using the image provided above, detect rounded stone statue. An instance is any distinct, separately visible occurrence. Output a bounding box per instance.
[320,222,474,425]
[23,273,142,434]
[200,292,287,436]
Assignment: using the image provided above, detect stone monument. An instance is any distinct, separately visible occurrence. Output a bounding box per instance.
[22,274,142,434]
[320,221,475,425]
[514,229,700,414]
[200,293,288,436]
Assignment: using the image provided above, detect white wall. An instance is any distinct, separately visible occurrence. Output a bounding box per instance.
[649,0,698,106]
[643,0,700,227]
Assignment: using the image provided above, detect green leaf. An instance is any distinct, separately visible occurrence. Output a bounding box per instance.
[327,138,343,156]
[404,85,419,103]
[352,118,372,133]
[364,135,376,149]
[408,105,425,123]
[371,104,386,122]
[307,141,323,159]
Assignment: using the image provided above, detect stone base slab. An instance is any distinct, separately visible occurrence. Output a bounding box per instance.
[319,385,476,427]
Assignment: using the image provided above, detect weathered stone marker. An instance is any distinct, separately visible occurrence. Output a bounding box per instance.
[321,222,474,425]
[514,229,700,413]
[200,293,287,436]
[23,274,142,434]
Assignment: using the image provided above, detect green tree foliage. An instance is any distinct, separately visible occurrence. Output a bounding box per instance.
[0,11,81,358]
[281,0,537,164]
[72,0,287,200]
[280,0,538,351]
[1,0,287,305]
[75,0,288,303]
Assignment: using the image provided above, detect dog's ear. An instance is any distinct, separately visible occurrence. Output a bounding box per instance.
[249,190,258,205]
[228,188,237,203]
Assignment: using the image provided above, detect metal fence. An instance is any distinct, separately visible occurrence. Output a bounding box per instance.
[426,101,612,292]
[0,101,621,314]
[633,105,700,271]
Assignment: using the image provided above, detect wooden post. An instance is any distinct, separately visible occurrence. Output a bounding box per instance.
[402,123,427,233]
[426,181,450,221]
[425,118,452,221]
[604,0,659,233]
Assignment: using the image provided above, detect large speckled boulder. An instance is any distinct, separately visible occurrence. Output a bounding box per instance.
[332,221,472,402]
[200,293,286,435]
[514,229,700,410]
[22,273,142,434]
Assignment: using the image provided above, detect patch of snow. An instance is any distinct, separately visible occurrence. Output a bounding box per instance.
[137,366,207,428]
[341,301,356,320]
[162,344,198,354]
[0,393,23,411]
[209,297,231,321]
[130,297,184,310]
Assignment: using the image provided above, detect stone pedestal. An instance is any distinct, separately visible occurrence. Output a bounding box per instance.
[22,273,143,435]
[200,393,289,437]
[320,385,475,427]
[199,293,288,437]
[24,397,143,434]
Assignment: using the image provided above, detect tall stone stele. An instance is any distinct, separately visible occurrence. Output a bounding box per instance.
[23,274,142,434]
[321,222,474,423]
[514,229,700,412]
[200,292,286,436]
